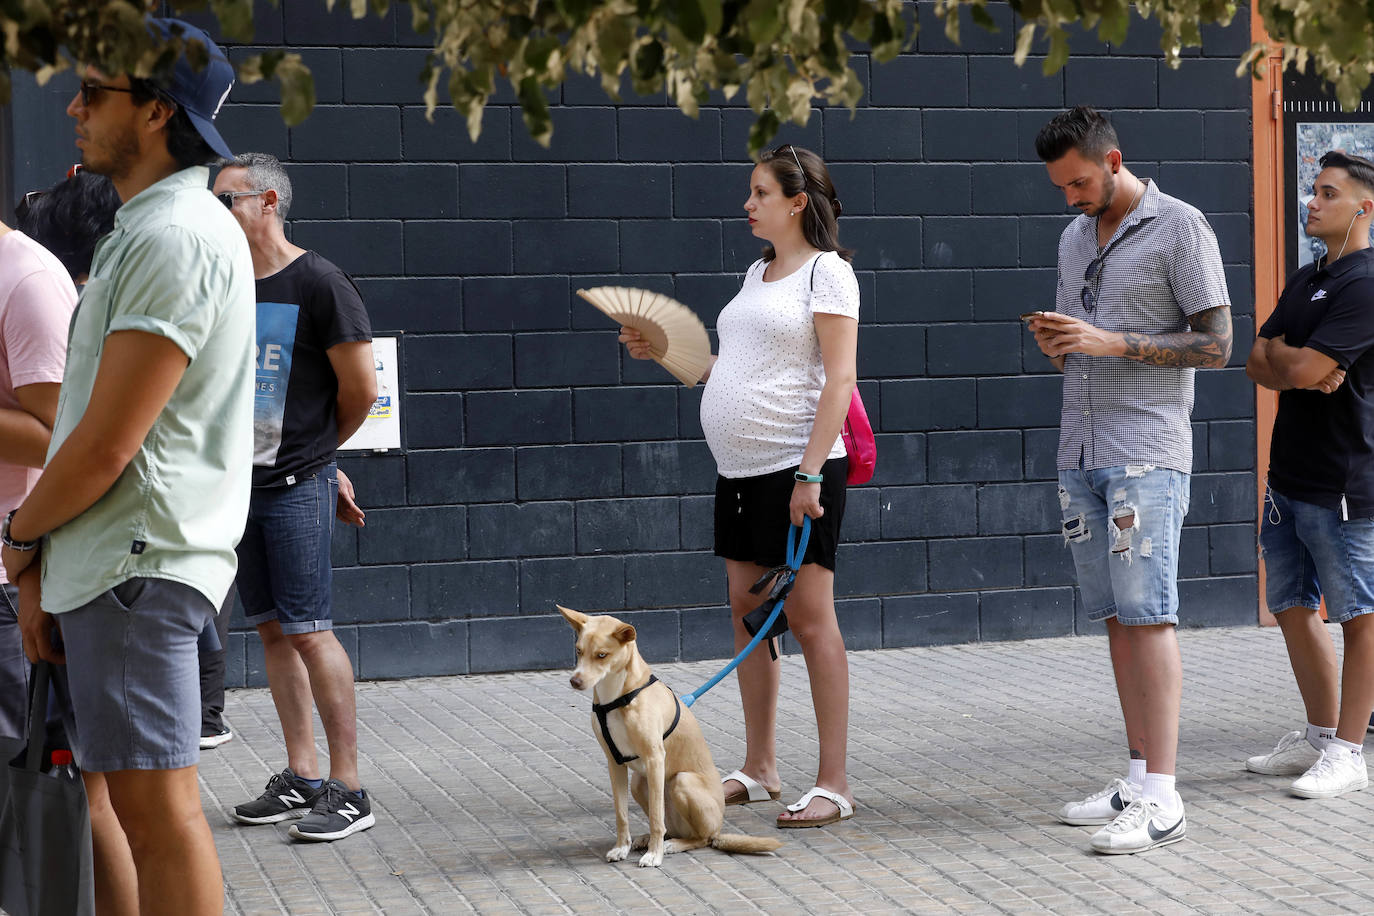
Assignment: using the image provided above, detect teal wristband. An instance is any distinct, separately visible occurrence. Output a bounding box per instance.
[794,471,824,483]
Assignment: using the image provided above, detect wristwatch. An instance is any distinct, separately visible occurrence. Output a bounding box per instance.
[1,510,38,552]
[794,471,824,483]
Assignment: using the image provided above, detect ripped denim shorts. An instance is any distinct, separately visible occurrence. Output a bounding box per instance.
[1057,465,1191,626]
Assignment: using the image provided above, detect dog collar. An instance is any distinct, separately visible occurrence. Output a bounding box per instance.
[591,674,682,765]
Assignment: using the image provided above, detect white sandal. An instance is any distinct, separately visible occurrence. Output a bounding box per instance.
[777,786,855,828]
[721,769,781,806]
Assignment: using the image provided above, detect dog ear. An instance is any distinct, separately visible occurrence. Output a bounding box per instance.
[556,605,587,630]
[614,623,637,644]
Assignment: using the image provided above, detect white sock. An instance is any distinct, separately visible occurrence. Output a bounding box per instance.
[1307,723,1337,750]
[1127,759,1147,789]
[1330,737,1363,757]
[1142,773,1178,812]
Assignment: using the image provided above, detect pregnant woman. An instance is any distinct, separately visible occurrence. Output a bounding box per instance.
[622,143,859,828]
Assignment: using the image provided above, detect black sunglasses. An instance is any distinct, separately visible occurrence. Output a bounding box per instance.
[79,81,136,107]
[1081,253,1107,314]
[1080,226,1143,314]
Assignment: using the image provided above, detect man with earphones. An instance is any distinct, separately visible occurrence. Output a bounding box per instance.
[1244,150,1374,800]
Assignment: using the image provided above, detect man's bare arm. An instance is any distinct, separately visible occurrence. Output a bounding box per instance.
[7,330,188,542]
[1119,305,1233,368]
[0,383,60,468]
[327,340,377,447]
[1265,334,1341,390]
[1246,337,1289,390]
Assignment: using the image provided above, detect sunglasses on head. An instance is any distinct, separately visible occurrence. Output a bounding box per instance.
[18,165,84,212]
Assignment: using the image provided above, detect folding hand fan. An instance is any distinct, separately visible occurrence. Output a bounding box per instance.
[576,286,713,388]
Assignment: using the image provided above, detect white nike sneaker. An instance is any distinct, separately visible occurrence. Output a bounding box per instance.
[1057,777,1139,826]
[1090,795,1186,855]
[1290,747,1369,799]
[1246,730,1321,776]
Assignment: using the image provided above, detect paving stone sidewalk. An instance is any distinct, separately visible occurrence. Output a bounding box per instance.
[198,625,1374,915]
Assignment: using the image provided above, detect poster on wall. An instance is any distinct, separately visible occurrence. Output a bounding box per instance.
[1284,70,1374,272]
[341,335,401,452]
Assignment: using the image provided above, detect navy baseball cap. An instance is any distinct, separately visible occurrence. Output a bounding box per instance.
[145,18,235,159]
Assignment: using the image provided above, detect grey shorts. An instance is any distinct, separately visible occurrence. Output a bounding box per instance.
[58,577,215,772]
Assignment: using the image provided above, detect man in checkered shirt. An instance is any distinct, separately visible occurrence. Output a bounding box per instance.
[1028,106,1233,855]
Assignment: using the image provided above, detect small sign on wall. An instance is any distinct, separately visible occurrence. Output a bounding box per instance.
[341,336,401,452]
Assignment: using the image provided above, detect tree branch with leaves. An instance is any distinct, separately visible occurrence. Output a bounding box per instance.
[2,0,1371,156]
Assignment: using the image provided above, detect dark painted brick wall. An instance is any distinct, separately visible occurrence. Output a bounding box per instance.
[189,0,1258,682]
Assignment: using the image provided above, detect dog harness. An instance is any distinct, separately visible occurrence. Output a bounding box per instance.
[591,674,681,766]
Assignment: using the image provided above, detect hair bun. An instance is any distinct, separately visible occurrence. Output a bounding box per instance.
[831,198,843,216]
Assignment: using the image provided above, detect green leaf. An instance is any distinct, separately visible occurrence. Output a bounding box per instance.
[673,0,707,43]
[1042,27,1069,74]
[208,0,255,42]
[824,0,860,25]
[745,0,782,46]
[272,54,316,126]
[633,38,665,82]
[698,0,724,36]
[1014,21,1036,65]
[518,74,553,147]
[747,109,781,158]
[524,35,561,71]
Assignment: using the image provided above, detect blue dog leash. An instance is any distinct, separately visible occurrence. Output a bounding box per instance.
[681,516,811,708]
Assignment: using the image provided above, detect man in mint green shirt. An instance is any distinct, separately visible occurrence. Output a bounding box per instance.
[1,19,251,916]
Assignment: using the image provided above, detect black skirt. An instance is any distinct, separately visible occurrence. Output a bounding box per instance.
[713,456,847,571]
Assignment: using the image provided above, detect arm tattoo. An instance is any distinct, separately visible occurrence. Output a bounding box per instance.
[1120,306,1233,368]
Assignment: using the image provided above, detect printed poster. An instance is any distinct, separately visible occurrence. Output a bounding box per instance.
[341,336,401,451]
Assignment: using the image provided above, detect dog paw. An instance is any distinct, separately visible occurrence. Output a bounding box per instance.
[631,833,650,850]
[637,849,664,868]
[605,844,630,863]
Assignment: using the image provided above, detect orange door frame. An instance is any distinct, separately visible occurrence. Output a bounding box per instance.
[1251,7,1284,625]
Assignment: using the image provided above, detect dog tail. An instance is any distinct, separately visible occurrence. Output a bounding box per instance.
[711,833,783,855]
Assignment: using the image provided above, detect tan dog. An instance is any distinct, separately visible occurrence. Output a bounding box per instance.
[558,606,782,867]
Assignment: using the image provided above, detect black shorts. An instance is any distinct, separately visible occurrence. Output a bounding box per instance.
[714,456,847,571]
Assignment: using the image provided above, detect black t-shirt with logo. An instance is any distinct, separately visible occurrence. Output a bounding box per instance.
[1259,247,1374,516]
[252,251,372,488]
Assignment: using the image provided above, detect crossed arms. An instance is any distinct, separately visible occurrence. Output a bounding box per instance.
[1246,335,1346,393]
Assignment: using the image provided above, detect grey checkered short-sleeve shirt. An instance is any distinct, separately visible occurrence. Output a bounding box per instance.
[1054,181,1230,474]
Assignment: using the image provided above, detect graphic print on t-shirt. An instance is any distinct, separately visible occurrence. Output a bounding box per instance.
[254,301,299,466]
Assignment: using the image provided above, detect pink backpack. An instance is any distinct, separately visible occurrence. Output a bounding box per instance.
[810,254,877,486]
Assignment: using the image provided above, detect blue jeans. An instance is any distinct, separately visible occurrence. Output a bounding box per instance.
[1261,487,1374,624]
[1057,465,1191,626]
[237,464,337,635]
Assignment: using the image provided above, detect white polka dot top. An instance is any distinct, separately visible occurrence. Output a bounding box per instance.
[701,250,861,479]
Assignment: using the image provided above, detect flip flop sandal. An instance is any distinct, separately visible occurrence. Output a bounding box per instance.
[721,769,781,806]
[776,786,855,829]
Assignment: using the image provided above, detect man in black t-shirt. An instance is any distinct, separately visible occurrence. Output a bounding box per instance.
[213,153,380,841]
[1245,150,1374,801]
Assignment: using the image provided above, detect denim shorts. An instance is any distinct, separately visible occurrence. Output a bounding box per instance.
[238,464,337,635]
[1057,465,1191,626]
[1260,487,1374,624]
[59,577,215,771]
